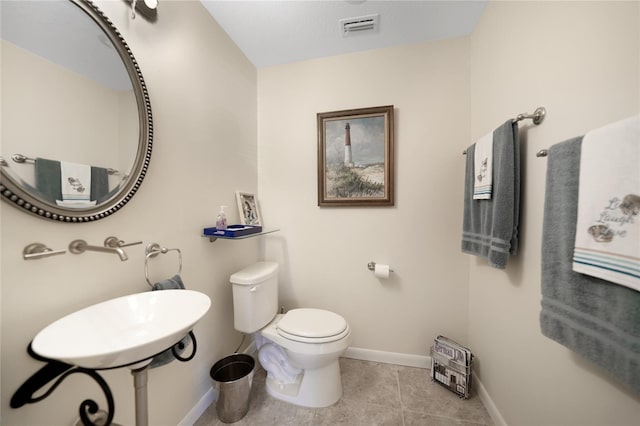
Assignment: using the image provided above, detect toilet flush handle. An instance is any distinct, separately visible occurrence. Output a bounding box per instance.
[250,285,259,292]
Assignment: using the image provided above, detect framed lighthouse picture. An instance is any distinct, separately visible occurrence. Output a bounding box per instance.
[317,105,394,206]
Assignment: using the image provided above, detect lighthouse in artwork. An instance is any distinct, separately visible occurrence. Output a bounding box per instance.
[344,123,354,167]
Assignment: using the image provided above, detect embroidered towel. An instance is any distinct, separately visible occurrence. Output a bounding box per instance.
[473,132,493,199]
[462,120,520,269]
[540,137,640,394]
[573,115,640,291]
[60,161,91,201]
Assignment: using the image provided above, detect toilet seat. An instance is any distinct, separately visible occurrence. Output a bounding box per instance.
[277,308,349,344]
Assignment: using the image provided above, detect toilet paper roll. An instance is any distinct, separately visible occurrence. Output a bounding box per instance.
[374,263,390,279]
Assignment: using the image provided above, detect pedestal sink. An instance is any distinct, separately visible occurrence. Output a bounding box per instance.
[12,290,211,426]
[31,289,211,369]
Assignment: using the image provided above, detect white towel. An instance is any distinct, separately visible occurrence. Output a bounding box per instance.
[473,132,493,199]
[60,161,91,201]
[573,115,640,291]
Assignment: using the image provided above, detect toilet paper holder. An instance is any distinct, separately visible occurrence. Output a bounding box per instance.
[367,261,394,273]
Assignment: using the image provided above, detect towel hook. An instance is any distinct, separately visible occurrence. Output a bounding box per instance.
[144,243,183,288]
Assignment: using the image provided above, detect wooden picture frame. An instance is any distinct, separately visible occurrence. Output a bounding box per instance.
[317,105,394,206]
[235,191,262,226]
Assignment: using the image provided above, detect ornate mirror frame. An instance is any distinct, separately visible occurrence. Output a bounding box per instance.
[0,0,153,223]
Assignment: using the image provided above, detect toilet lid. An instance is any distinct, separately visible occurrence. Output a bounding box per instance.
[277,308,349,343]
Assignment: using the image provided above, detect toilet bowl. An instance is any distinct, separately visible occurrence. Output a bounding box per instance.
[230,262,351,408]
[258,309,351,407]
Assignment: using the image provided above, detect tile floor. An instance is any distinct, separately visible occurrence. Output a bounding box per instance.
[195,357,493,426]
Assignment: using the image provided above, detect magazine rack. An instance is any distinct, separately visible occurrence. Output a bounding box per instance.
[430,335,473,399]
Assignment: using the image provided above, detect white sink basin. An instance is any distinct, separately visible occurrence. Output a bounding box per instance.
[31,290,211,369]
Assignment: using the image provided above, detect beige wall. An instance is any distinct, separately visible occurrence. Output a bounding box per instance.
[1,40,127,187]
[1,1,258,425]
[469,1,639,425]
[258,37,471,356]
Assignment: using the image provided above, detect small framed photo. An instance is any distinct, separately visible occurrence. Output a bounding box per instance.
[235,191,262,226]
[317,105,394,206]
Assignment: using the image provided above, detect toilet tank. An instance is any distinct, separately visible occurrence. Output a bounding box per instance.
[230,261,279,333]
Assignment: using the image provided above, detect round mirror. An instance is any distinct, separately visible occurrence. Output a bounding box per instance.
[0,0,152,222]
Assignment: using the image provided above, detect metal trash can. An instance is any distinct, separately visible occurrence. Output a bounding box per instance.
[210,353,255,423]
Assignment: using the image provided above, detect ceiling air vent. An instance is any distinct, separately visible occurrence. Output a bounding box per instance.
[340,14,379,37]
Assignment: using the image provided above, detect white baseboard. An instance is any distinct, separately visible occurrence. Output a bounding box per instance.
[178,387,216,426]
[474,376,507,426]
[343,346,431,369]
[179,342,257,426]
[244,340,257,356]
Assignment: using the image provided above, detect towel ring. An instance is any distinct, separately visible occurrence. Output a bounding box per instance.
[144,243,182,288]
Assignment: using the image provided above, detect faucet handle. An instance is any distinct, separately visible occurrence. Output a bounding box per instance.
[23,243,66,260]
[104,236,143,248]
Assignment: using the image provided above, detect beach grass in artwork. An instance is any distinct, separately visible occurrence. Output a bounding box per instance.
[326,163,384,198]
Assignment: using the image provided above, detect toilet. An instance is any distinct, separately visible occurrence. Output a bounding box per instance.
[230,261,351,408]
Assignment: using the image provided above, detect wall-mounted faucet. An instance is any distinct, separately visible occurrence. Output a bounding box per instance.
[69,240,129,261]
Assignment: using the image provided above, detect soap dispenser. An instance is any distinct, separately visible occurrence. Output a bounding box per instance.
[216,206,228,230]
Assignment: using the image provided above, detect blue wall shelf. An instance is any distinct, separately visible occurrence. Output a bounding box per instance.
[202,228,279,242]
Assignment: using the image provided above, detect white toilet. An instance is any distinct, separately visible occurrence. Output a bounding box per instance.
[230,261,351,408]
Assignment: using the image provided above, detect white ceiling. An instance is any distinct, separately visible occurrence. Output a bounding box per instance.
[200,0,488,68]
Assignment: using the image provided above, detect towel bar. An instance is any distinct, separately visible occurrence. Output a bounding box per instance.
[11,153,120,175]
[463,107,547,155]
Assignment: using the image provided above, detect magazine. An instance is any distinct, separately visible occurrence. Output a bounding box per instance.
[433,335,471,366]
[430,335,473,399]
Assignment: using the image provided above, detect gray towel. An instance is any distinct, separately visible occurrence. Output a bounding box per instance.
[461,120,520,268]
[149,274,189,368]
[540,137,640,394]
[90,166,109,202]
[35,158,62,204]
[151,274,185,291]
